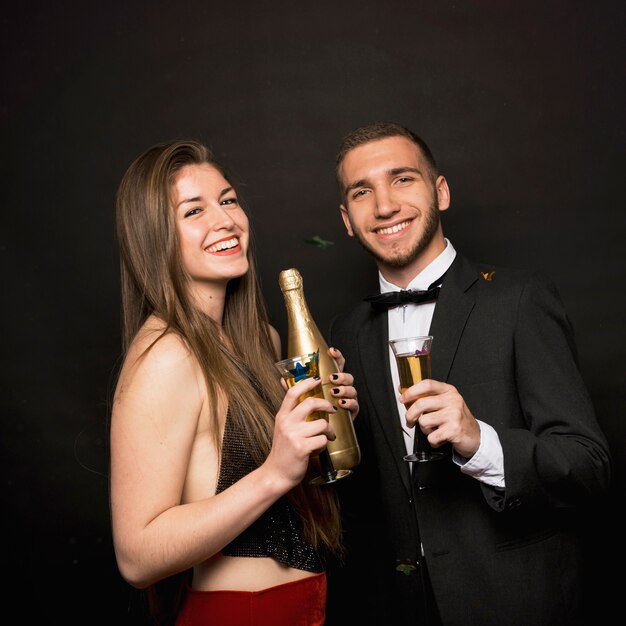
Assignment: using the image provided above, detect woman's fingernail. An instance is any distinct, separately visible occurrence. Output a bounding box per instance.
[331,374,339,381]
[332,387,340,394]
[340,399,348,405]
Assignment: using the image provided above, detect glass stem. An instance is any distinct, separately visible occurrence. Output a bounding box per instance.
[318,449,337,481]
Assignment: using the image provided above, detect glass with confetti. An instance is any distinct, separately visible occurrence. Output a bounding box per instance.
[275,350,352,485]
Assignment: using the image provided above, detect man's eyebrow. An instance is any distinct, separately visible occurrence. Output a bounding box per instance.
[344,178,368,195]
[176,186,234,208]
[344,167,422,195]
[389,166,422,177]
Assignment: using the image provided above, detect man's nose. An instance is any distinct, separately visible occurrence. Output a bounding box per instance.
[373,189,400,217]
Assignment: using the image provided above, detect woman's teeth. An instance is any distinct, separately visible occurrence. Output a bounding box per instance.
[207,237,238,253]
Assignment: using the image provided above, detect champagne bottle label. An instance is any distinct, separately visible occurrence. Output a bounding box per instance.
[279,268,361,470]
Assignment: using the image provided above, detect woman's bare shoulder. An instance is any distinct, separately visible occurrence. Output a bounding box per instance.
[121,316,196,380]
[113,315,206,422]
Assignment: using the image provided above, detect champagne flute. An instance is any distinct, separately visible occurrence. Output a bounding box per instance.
[389,335,444,463]
[275,350,352,485]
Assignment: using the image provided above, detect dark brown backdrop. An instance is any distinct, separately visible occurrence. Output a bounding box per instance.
[2,1,624,623]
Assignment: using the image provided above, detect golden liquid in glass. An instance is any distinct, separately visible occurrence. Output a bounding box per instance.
[396,352,431,404]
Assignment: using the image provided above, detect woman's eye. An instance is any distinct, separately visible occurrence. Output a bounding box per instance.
[221,197,238,206]
[184,207,202,218]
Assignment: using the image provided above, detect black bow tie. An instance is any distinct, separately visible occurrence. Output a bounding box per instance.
[364,275,445,311]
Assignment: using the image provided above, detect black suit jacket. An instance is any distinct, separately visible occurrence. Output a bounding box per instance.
[325,253,611,626]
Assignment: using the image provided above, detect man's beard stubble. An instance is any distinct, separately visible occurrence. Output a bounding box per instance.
[349,198,440,270]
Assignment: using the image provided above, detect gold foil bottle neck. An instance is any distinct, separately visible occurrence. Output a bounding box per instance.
[278,268,302,291]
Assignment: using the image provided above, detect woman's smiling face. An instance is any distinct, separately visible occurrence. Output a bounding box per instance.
[173,163,250,298]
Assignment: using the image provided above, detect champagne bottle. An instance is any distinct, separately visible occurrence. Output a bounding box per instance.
[278,268,361,470]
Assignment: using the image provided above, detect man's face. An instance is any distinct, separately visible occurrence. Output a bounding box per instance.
[338,136,449,281]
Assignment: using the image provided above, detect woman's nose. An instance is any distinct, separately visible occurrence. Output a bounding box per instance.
[208,205,235,230]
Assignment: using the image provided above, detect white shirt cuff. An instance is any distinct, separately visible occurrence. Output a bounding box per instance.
[453,420,505,489]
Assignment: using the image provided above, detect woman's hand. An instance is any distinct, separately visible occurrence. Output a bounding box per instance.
[328,346,359,420]
[266,376,337,488]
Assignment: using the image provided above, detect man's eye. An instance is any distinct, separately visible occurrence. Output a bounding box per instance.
[353,189,368,199]
[397,176,413,184]
[184,207,202,217]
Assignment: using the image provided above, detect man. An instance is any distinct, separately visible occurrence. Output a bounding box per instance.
[325,121,611,625]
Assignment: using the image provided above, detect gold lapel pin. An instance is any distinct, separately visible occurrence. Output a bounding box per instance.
[480,271,495,281]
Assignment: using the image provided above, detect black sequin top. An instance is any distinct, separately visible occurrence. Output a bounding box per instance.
[216,408,324,573]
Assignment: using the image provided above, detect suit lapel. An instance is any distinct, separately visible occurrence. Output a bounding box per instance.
[429,254,478,381]
[356,308,413,494]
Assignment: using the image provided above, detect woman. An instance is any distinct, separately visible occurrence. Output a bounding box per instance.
[110,139,358,625]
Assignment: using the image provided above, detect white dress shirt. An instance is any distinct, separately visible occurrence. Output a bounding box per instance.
[382,239,505,488]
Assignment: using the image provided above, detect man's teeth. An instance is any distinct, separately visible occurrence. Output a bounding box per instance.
[207,237,238,253]
[377,221,409,235]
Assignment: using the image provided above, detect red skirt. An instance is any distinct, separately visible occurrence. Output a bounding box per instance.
[175,572,326,626]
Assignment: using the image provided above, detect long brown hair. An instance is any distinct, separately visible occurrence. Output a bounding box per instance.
[114,140,342,620]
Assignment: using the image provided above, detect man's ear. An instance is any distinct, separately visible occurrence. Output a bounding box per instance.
[340,204,354,237]
[436,176,451,212]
